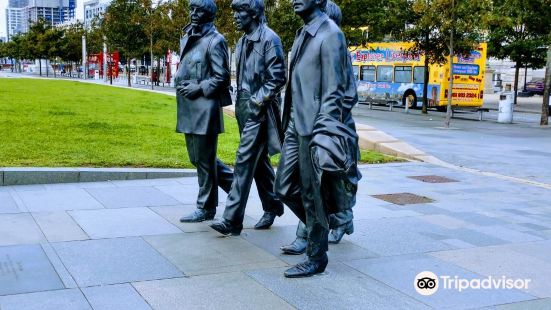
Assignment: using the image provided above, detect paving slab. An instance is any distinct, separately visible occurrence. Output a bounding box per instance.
[143,232,287,276]
[69,208,181,239]
[242,225,379,265]
[495,298,551,310]
[133,272,292,310]
[0,244,64,296]
[432,245,551,298]
[82,284,152,310]
[41,243,78,289]
[345,254,535,309]
[0,192,20,214]
[346,218,455,256]
[17,189,104,212]
[0,289,91,310]
[33,212,89,242]
[149,205,212,233]
[0,213,46,246]
[85,186,180,208]
[247,262,428,309]
[53,237,183,287]
[154,184,199,205]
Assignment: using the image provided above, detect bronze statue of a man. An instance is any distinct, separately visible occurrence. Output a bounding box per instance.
[210,0,286,235]
[280,0,359,256]
[176,0,234,223]
[275,0,358,278]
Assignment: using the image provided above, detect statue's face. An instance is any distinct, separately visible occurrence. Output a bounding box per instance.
[233,8,255,32]
[292,0,318,14]
[190,5,210,26]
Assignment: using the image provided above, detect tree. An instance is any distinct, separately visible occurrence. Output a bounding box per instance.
[265,0,302,52]
[26,18,52,76]
[102,0,148,86]
[405,0,490,127]
[336,0,412,45]
[43,26,64,77]
[60,22,86,75]
[404,0,445,114]
[542,46,550,126]
[487,0,551,106]
[4,34,28,72]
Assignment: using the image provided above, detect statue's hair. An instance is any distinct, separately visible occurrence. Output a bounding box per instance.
[317,0,328,11]
[324,0,342,26]
[231,0,266,23]
[189,0,217,20]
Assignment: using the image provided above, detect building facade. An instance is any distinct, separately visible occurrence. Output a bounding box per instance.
[5,0,76,40]
[5,0,28,40]
[83,0,109,29]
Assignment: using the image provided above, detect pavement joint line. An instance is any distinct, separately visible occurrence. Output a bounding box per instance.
[425,158,551,190]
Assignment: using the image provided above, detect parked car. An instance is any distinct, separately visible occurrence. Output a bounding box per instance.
[525,79,544,96]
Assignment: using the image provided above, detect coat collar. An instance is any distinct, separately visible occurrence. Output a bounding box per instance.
[183,22,215,37]
[303,13,328,37]
[243,23,264,42]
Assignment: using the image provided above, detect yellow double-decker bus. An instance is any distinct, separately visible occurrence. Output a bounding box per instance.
[350,42,487,110]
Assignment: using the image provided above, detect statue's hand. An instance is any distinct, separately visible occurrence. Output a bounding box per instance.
[181,82,203,99]
[248,97,264,120]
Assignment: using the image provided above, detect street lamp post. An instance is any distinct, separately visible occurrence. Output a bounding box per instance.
[82,35,87,79]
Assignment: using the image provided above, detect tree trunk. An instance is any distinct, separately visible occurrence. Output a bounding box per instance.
[513,61,520,105]
[53,58,56,78]
[541,46,550,126]
[46,59,49,77]
[39,59,42,76]
[444,25,454,127]
[422,33,429,114]
[127,56,131,87]
[150,36,154,90]
[157,57,161,86]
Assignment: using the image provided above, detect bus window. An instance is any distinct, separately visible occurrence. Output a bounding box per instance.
[353,65,359,80]
[395,66,412,83]
[360,65,376,82]
[377,65,393,82]
[413,66,425,83]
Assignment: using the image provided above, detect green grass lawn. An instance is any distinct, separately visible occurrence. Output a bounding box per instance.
[0,79,398,168]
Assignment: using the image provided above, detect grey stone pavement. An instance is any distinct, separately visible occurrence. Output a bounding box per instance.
[2,71,551,309]
[1,161,551,309]
[352,105,551,185]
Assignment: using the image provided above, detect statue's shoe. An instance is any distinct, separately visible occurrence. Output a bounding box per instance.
[284,256,328,278]
[209,218,243,236]
[179,209,215,223]
[280,237,307,255]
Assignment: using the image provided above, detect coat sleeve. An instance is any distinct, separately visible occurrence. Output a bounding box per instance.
[319,30,347,120]
[199,36,231,97]
[251,36,286,106]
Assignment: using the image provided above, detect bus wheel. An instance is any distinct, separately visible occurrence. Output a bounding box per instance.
[402,91,417,109]
[436,106,447,112]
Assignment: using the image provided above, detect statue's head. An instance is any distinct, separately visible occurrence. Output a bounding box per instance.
[231,0,266,31]
[292,0,327,16]
[189,0,217,26]
[324,1,342,26]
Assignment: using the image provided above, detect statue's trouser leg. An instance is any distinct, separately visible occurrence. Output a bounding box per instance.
[185,133,219,210]
[275,119,329,260]
[254,150,284,215]
[329,209,353,228]
[216,159,234,193]
[222,118,267,225]
[296,221,307,239]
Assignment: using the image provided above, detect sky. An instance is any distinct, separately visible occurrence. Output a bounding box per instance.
[0,0,86,39]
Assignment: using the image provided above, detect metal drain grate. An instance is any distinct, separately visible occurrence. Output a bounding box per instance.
[372,193,434,205]
[408,175,459,183]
